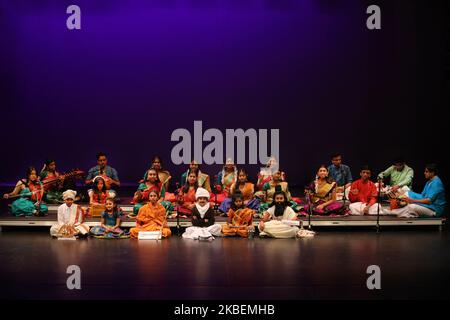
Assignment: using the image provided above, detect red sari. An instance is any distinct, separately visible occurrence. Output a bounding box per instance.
[176,187,197,215]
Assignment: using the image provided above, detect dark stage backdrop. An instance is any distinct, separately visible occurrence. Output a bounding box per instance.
[0,0,448,193]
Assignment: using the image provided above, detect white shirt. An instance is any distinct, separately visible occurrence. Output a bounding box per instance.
[266,206,296,221]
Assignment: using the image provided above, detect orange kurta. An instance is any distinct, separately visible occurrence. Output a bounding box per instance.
[130,202,171,238]
[222,207,254,238]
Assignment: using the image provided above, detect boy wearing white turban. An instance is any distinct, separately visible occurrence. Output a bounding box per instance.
[182,188,222,240]
[50,190,90,238]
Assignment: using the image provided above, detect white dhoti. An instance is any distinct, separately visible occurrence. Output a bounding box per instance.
[182,224,222,240]
[386,204,436,218]
[349,202,384,216]
[51,203,89,237]
[258,220,299,239]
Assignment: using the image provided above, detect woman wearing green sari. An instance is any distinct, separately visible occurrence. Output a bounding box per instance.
[40,159,64,204]
[130,168,173,217]
[3,167,48,216]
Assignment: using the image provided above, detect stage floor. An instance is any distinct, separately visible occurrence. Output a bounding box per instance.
[1,229,449,300]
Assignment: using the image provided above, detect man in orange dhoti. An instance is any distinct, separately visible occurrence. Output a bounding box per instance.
[130,190,171,239]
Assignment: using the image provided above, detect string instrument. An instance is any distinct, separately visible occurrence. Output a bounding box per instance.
[2,181,45,214]
[42,169,84,191]
[157,207,170,242]
[4,187,42,200]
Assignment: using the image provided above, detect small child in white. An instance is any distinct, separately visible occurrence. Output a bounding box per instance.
[50,190,89,238]
[182,188,222,240]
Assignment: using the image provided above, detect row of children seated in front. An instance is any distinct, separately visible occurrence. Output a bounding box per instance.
[51,186,314,240]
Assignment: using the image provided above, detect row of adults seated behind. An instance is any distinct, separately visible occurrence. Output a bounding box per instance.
[84,152,434,216]
[2,152,445,219]
[0,151,410,205]
[85,152,415,199]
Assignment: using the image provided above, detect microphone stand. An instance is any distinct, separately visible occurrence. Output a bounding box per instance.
[305,190,313,230]
[341,184,347,209]
[376,177,383,233]
[175,182,181,237]
[213,175,220,215]
[340,168,347,212]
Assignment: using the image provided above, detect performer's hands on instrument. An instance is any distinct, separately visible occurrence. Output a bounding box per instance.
[392,185,400,192]
[3,194,9,199]
[351,188,359,195]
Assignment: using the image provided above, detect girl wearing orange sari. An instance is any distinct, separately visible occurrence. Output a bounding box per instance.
[222,191,254,238]
[130,190,171,239]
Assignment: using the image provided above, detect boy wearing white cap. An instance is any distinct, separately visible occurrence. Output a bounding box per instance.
[50,190,89,238]
[182,188,222,240]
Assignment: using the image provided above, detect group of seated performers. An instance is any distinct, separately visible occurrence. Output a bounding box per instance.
[2,152,446,240]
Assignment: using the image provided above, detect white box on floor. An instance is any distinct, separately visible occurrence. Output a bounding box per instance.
[138,231,162,240]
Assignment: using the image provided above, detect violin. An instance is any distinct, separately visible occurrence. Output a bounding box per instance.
[28,180,44,202]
